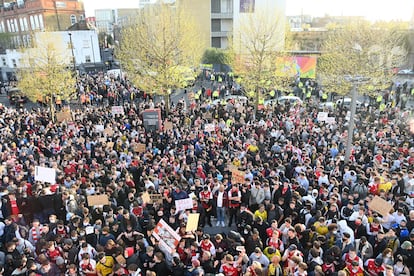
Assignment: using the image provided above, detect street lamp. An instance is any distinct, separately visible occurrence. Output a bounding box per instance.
[344,44,369,164]
[68,33,76,72]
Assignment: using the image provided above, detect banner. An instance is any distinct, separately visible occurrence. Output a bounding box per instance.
[142,109,162,131]
[153,219,181,254]
[276,56,317,79]
[175,197,194,212]
[35,166,56,184]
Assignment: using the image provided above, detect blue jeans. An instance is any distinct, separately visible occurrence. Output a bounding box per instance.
[216,207,226,223]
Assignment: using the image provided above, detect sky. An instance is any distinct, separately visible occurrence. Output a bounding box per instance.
[82,0,414,22]
[285,0,414,22]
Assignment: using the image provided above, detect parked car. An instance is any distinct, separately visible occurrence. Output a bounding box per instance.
[335,98,368,109]
[265,96,303,106]
[8,88,28,106]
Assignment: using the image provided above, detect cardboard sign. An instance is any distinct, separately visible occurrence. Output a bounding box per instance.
[204,112,213,120]
[56,110,72,122]
[134,143,146,153]
[186,213,200,232]
[175,197,194,212]
[152,219,181,254]
[231,170,246,184]
[150,194,163,204]
[164,121,173,131]
[104,128,114,136]
[106,142,114,149]
[368,196,393,217]
[87,194,110,206]
[99,137,107,143]
[317,112,328,122]
[35,166,56,184]
[204,123,215,132]
[111,106,124,115]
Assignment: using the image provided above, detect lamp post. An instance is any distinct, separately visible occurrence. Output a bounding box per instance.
[68,33,76,72]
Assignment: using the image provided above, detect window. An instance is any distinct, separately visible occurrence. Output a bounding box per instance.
[23,18,28,31]
[212,37,221,48]
[19,18,24,31]
[70,15,77,25]
[79,15,84,21]
[38,15,44,30]
[85,55,91,63]
[211,19,221,32]
[30,16,35,30]
[2,58,6,66]
[34,15,39,30]
[14,19,18,32]
[12,59,17,68]
[211,0,221,13]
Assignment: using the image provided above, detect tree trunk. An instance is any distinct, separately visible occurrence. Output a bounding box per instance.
[50,94,56,123]
[164,93,170,115]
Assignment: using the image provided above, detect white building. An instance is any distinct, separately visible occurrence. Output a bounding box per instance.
[211,0,286,49]
[0,30,101,81]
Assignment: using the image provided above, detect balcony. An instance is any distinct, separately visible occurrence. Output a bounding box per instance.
[211,31,232,37]
[211,13,233,19]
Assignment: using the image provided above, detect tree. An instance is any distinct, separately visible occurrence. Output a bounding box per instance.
[201,48,233,65]
[230,10,288,112]
[117,3,202,113]
[318,20,408,97]
[17,33,76,122]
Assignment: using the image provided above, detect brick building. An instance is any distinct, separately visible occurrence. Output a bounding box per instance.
[0,0,85,48]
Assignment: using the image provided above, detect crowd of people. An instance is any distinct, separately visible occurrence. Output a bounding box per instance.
[0,72,413,276]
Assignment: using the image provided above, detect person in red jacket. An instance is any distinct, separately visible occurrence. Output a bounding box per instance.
[364,256,385,276]
[344,260,364,276]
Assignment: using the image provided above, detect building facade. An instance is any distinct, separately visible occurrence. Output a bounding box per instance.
[0,0,85,48]
[0,30,101,81]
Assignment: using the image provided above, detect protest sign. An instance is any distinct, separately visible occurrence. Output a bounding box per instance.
[153,219,181,254]
[231,169,246,184]
[317,112,328,122]
[204,123,215,132]
[164,121,173,131]
[150,194,163,204]
[56,110,72,122]
[142,109,162,131]
[35,166,56,184]
[368,196,393,217]
[186,213,200,232]
[325,117,336,124]
[134,143,146,153]
[104,128,114,136]
[87,194,110,206]
[95,125,104,132]
[175,197,193,212]
[188,92,195,100]
[111,106,124,115]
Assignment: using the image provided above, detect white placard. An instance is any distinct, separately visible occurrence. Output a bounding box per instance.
[35,166,56,184]
[95,124,104,132]
[111,106,124,115]
[317,112,328,122]
[325,117,336,124]
[175,197,193,212]
[204,123,215,132]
